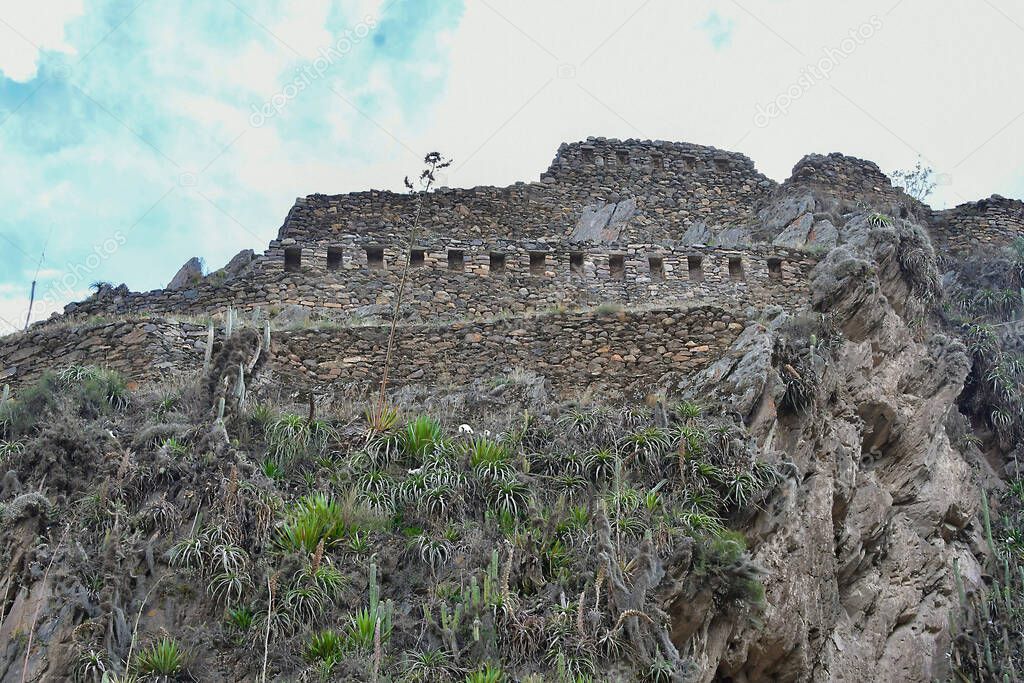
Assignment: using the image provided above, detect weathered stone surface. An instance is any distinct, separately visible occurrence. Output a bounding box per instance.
[166,257,203,290]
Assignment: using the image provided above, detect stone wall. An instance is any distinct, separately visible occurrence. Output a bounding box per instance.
[63,243,815,323]
[0,318,207,388]
[929,195,1024,255]
[268,304,746,396]
[275,138,776,247]
[1,306,746,398]
[780,152,921,217]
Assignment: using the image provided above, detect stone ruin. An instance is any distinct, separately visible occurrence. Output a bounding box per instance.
[3,137,1023,395]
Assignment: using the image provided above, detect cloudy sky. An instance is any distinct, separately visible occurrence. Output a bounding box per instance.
[1,0,1022,334]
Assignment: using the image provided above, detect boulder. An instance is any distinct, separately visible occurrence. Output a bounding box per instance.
[220,249,255,278]
[166,257,204,290]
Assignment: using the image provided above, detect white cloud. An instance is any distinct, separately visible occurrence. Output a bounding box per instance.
[0,0,84,81]
[3,0,1024,328]
[414,0,1024,211]
[0,289,77,336]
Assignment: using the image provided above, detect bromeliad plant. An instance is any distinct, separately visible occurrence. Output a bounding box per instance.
[265,413,335,463]
[401,416,443,459]
[134,637,187,678]
[273,491,382,553]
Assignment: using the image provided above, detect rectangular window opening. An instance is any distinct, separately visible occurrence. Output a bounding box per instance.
[410,248,425,267]
[728,257,745,281]
[616,150,629,165]
[570,251,585,276]
[649,256,665,281]
[768,257,784,280]
[609,254,625,280]
[713,158,731,172]
[530,251,547,275]
[650,153,663,169]
[447,249,464,271]
[680,155,696,171]
[326,247,342,271]
[581,148,595,163]
[284,246,301,273]
[489,252,506,274]
[366,246,384,271]
[687,255,704,282]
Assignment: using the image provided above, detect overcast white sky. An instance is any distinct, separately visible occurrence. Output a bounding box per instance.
[1,0,1023,334]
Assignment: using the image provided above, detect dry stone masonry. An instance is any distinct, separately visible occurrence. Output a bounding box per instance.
[4,138,1024,395]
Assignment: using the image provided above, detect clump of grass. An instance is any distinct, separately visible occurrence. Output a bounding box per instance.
[273,492,382,553]
[465,663,504,683]
[57,364,131,413]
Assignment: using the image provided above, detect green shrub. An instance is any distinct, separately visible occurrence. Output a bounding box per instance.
[260,457,284,480]
[467,437,513,480]
[347,605,392,652]
[135,637,186,677]
[400,416,443,458]
[465,664,504,683]
[274,492,382,553]
[0,373,60,436]
[226,606,255,631]
[305,628,346,668]
[265,414,335,462]
[57,365,130,414]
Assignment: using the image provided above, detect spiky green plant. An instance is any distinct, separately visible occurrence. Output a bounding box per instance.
[226,606,255,631]
[208,570,251,604]
[401,416,443,458]
[465,663,504,683]
[135,638,186,677]
[273,492,380,553]
[467,437,514,480]
[364,404,399,433]
[586,448,617,483]
[488,476,529,518]
[403,648,458,681]
[0,439,24,462]
[348,605,392,651]
[265,413,335,462]
[305,628,346,668]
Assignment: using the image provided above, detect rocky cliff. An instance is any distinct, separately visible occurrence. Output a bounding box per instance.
[0,149,1018,682]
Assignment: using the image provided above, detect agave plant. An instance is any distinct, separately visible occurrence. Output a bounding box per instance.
[226,606,255,631]
[620,426,672,470]
[0,439,24,462]
[557,407,599,435]
[465,663,505,683]
[208,570,252,603]
[723,471,758,508]
[265,414,335,462]
[348,605,392,652]
[284,583,328,622]
[585,448,617,483]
